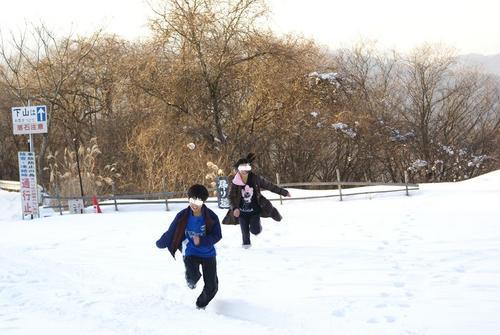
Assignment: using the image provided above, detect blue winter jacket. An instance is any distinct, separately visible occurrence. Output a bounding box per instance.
[156,205,222,258]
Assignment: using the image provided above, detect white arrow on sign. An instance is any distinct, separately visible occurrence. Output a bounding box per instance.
[36,106,47,122]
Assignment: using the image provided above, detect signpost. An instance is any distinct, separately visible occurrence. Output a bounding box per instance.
[18,152,39,218]
[216,176,230,209]
[12,104,48,219]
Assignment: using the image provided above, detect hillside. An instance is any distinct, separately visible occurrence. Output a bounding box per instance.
[459,53,500,76]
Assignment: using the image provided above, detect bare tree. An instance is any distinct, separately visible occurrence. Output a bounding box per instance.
[149,0,275,145]
[0,25,103,185]
[397,45,499,181]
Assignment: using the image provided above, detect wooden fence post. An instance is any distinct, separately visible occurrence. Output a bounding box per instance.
[56,186,63,215]
[276,173,283,205]
[404,171,409,196]
[336,169,343,201]
[112,182,118,211]
[163,177,169,211]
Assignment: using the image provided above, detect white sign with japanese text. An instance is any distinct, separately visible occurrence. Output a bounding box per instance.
[12,105,48,135]
[68,199,84,214]
[18,152,39,217]
[216,176,230,209]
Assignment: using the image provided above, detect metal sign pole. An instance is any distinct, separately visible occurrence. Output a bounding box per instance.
[28,100,39,218]
[28,99,33,153]
[30,132,34,220]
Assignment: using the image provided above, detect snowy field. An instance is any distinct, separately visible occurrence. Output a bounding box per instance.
[1,171,500,335]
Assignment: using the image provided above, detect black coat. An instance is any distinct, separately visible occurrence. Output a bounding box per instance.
[222,172,287,225]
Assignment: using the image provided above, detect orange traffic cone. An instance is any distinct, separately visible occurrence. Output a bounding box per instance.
[92,195,102,213]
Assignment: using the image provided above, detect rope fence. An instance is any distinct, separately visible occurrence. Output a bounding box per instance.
[38,170,419,215]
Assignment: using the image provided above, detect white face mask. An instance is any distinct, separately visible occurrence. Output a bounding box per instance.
[238,164,252,172]
[188,198,204,207]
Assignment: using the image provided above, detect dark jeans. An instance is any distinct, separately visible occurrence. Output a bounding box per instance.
[239,214,262,245]
[183,255,218,308]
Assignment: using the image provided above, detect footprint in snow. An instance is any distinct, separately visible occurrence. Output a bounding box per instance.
[213,299,289,327]
[385,316,396,323]
[4,317,20,322]
[331,309,346,317]
[83,301,100,308]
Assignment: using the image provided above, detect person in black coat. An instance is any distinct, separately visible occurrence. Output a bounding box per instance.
[228,153,290,248]
[156,184,222,309]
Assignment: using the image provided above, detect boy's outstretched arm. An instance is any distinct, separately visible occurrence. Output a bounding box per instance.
[155,212,182,248]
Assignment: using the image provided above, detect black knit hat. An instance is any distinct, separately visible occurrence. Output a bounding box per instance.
[234,153,256,168]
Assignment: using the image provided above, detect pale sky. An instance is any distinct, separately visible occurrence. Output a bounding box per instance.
[0,0,499,55]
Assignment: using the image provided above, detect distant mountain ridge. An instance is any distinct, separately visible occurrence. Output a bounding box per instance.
[458,53,500,76]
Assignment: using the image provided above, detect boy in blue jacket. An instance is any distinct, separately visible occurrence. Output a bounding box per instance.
[156,184,222,309]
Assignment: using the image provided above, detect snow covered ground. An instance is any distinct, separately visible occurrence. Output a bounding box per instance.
[1,171,500,335]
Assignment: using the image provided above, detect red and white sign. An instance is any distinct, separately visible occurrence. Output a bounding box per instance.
[18,152,39,217]
[12,105,48,135]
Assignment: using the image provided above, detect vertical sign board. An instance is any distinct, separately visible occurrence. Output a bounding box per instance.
[18,152,39,217]
[12,105,48,134]
[68,199,85,214]
[12,105,47,219]
[216,176,230,209]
